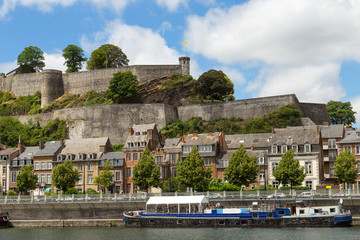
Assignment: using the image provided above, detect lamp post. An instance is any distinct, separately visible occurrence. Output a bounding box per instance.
[264,151,267,192]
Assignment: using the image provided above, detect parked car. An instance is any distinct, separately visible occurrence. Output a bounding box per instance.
[267,193,286,199]
[298,192,312,197]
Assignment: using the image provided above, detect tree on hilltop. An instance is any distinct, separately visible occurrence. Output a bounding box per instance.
[62,45,87,73]
[195,69,235,102]
[106,71,140,103]
[17,46,45,73]
[326,101,356,126]
[87,44,129,70]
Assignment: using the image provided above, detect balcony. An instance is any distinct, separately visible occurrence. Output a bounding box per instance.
[324,157,329,162]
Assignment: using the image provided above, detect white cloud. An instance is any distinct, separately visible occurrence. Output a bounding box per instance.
[159,21,172,35]
[155,0,188,12]
[350,95,360,125]
[81,19,180,65]
[246,63,345,103]
[44,52,66,72]
[0,60,17,75]
[220,67,246,85]
[184,0,360,102]
[0,0,131,19]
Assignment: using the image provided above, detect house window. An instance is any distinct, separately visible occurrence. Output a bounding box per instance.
[47,162,52,169]
[11,172,16,183]
[292,145,298,153]
[305,144,311,153]
[135,132,140,136]
[344,146,351,152]
[58,155,62,161]
[328,139,336,148]
[40,174,45,184]
[171,154,177,164]
[133,153,138,161]
[259,172,265,181]
[305,162,312,174]
[172,167,177,177]
[19,160,24,166]
[78,175,82,185]
[78,154,82,160]
[272,162,278,175]
[306,181,312,189]
[87,174,93,184]
[272,181,279,189]
[2,166,5,174]
[281,145,287,154]
[127,143,131,147]
[329,151,337,161]
[35,162,39,170]
[89,154,93,159]
[12,160,18,167]
[183,146,193,153]
[258,157,264,164]
[126,167,131,178]
[356,146,360,155]
[272,145,277,154]
[115,171,121,181]
[88,164,93,171]
[199,145,212,152]
[204,158,212,166]
[224,160,228,167]
[77,164,83,171]
[357,161,360,173]
[47,174,51,184]
[126,153,131,161]
[155,156,163,164]
[41,162,46,170]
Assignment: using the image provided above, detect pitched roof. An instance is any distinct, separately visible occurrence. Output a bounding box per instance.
[181,132,221,145]
[34,141,61,156]
[59,137,109,155]
[271,126,320,145]
[125,123,156,145]
[163,138,181,149]
[15,147,39,160]
[337,130,360,144]
[225,133,272,149]
[100,152,124,160]
[0,148,18,156]
[320,124,344,138]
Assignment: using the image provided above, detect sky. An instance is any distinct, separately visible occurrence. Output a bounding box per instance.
[0,0,360,123]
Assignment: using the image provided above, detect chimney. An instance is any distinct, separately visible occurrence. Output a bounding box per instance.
[322,122,329,127]
[317,126,320,136]
[17,143,24,152]
[251,146,254,151]
[128,128,134,136]
[147,129,153,139]
[271,127,275,134]
[60,139,64,146]
[39,141,44,150]
[100,144,106,154]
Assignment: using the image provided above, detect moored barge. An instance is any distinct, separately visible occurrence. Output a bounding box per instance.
[123,195,352,227]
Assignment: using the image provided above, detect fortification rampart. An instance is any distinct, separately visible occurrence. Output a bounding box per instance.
[9,94,329,145]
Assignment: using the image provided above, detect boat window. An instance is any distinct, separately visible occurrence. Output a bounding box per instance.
[314,209,320,213]
[219,220,225,225]
[277,210,285,215]
[266,213,273,218]
[299,210,305,214]
[149,219,155,224]
[252,213,259,218]
[241,220,247,225]
[177,220,183,224]
[330,208,335,213]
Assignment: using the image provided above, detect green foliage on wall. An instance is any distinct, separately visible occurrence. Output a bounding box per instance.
[0,117,66,147]
[112,144,124,152]
[161,105,302,138]
[0,91,41,116]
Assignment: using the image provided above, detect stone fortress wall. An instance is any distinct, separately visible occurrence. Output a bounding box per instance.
[0,56,329,145]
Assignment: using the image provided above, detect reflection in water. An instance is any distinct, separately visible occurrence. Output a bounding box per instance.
[2,227,360,240]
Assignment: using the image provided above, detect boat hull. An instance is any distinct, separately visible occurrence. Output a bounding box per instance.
[124,213,352,228]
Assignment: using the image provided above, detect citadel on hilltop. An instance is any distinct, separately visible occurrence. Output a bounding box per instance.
[0,56,329,144]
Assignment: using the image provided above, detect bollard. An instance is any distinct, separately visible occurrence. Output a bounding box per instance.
[100,191,103,202]
[31,195,34,203]
[240,188,243,199]
[17,194,20,203]
[85,193,88,203]
[44,194,47,203]
[114,193,117,202]
[207,191,209,198]
[257,190,260,197]
[5,195,7,204]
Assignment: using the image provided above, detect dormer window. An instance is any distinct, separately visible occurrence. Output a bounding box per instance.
[142,131,147,135]
[93,153,97,159]
[258,157,264,164]
[292,145,298,153]
[272,145,277,154]
[89,154,93,159]
[127,143,131,147]
[305,144,311,153]
[281,145,287,154]
[135,132,140,136]
[79,154,82,160]
[141,142,146,147]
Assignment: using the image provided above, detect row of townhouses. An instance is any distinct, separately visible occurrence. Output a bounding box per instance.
[0,122,359,195]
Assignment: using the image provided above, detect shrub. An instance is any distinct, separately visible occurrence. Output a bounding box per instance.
[66,188,79,195]
[7,190,16,196]
[86,188,98,194]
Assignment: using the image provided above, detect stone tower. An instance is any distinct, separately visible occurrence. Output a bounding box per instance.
[179,57,190,76]
[41,70,64,107]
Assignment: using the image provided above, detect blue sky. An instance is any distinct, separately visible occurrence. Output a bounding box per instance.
[1,0,360,122]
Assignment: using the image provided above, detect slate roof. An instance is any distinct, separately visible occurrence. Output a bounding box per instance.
[100,152,124,160]
[163,138,181,149]
[34,141,61,156]
[271,126,320,145]
[0,148,18,156]
[337,130,360,144]
[320,124,344,138]
[181,132,221,146]
[15,146,39,160]
[225,133,272,149]
[125,123,156,144]
[59,137,109,155]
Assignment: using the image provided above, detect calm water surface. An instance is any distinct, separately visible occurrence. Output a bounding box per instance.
[1,227,360,240]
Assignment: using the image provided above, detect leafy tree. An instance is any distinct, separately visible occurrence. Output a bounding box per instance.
[132,146,161,192]
[334,149,358,188]
[94,160,114,192]
[52,159,80,193]
[273,149,306,190]
[106,71,139,103]
[112,144,124,152]
[0,73,5,77]
[17,46,45,73]
[195,69,234,102]
[162,177,183,192]
[87,44,129,70]
[62,44,87,73]
[177,146,212,191]
[7,190,16,196]
[326,101,356,125]
[16,164,38,194]
[224,144,259,188]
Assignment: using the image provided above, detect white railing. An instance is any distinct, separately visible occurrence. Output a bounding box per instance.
[0,189,359,204]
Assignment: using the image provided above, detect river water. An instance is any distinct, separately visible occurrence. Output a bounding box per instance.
[2,227,360,240]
